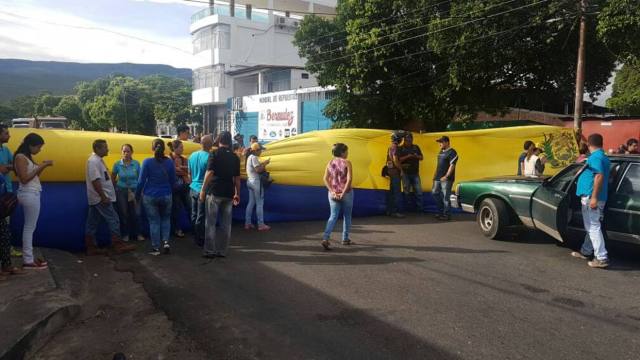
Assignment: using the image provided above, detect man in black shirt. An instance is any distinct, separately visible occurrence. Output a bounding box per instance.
[432,136,458,221]
[398,132,424,212]
[200,131,241,258]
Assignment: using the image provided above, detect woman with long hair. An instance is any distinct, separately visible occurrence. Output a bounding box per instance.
[136,139,176,256]
[244,142,270,231]
[321,143,353,250]
[167,140,191,238]
[112,144,143,242]
[14,133,53,269]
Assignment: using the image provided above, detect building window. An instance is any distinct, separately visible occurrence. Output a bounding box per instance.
[192,24,230,54]
[301,73,309,79]
[193,65,225,89]
[261,69,291,93]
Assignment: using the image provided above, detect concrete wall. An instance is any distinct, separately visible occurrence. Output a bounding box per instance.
[565,119,640,151]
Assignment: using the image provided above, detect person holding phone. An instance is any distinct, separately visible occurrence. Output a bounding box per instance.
[244,142,270,231]
[14,133,53,269]
[200,131,240,259]
[321,143,353,250]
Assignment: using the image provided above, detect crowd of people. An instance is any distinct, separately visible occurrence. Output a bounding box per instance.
[1,122,638,276]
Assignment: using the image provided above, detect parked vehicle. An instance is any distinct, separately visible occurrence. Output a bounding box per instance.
[12,117,67,129]
[451,155,640,245]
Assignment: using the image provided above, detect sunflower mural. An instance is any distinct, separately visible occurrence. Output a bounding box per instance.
[540,131,578,168]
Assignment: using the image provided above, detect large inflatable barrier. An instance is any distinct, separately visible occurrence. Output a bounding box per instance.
[5,126,578,251]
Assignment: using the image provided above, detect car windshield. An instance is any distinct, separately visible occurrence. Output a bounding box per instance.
[546,163,584,193]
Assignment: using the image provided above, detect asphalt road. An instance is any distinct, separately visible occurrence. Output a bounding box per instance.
[114,214,640,360]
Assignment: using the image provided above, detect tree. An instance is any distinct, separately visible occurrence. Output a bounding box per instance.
[606,64,640,115]
[294,0,618,130]
[0,104,17,123]
[53,96,83,129]
[33,94,62,116]
[597,0,640,63]
[9,95,38,117]
[142,75,200,127]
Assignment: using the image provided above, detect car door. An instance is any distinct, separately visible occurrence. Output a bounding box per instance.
[606,162,640,244]
[530,164,584,242]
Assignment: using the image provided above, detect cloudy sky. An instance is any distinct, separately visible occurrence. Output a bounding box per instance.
[0,0,205,68]
[0,0,611,104]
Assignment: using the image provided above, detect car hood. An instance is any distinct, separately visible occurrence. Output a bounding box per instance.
[464,175,549,184]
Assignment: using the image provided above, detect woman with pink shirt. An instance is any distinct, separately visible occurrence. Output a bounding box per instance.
[321,143,353,250]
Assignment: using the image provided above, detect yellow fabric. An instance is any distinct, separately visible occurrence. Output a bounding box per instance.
[6,129,200,182]
[6,126,577,190]
[261,126,578,190]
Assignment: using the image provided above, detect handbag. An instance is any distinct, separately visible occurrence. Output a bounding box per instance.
[260,171,273,190]
[0,181,17,218]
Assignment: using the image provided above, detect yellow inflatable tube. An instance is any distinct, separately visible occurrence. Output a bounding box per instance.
[6,129,200,182]
[263,125,578,190]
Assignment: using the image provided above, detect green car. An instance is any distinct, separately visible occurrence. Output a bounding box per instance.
[451,155,640,245]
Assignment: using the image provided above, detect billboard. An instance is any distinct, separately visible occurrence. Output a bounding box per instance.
[244,92,299,141]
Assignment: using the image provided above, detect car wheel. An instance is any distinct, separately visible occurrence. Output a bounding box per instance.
[477,198,509,240]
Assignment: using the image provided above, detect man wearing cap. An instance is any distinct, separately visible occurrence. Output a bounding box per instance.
[386,132,405,218]
[432,136,458,221]
[398,132,424,212]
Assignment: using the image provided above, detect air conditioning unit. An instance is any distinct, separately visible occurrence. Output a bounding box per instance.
[275,16,300,30]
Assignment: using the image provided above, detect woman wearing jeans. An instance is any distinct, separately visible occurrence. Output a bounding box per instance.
[14,133,53,269]
[168,140,191,238]
[136,139,176,256]
[321,143,353,250]
[244,142,270,231]
[112,144,143,242]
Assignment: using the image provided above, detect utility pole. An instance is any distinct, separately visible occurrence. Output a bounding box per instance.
[573,0,587,139]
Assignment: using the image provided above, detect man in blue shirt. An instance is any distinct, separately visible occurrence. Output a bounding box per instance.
[572,133,610,268]
[188,134,213,247]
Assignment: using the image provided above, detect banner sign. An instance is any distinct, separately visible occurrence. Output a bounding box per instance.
[244,92,299,141]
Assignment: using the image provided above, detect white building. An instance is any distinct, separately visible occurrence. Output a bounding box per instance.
[190,0,337,134]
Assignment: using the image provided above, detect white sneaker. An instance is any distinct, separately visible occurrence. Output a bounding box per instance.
[122,235,130,242]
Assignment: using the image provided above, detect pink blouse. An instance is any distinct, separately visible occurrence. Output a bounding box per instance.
[327,157,349,193]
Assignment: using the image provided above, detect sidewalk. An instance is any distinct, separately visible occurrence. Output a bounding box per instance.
[0,249,80,360]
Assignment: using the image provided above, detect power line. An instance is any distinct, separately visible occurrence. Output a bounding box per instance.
[0,10,193,55]
[304,0,555,68]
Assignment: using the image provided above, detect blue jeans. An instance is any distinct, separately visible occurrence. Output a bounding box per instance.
[143,195,172,250]
[171,186,191,232]
[402,174,423,212]
[245,179,265,226]
[204,195,233,256]
[115,188,141,239]
[323,191,354,241]
[190,190,205,245]
[386,175,402,214]
[579,196,608,261]
[432,180,453,216]
[86,202,120,239]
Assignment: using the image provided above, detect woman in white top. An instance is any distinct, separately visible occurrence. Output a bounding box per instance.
[523,145,545,177]
[244,142,271,231]
[14,133,53,270]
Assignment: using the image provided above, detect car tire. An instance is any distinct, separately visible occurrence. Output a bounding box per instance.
[477,198,509,240]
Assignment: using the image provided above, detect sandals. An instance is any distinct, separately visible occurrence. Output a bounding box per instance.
[321,240,332,251]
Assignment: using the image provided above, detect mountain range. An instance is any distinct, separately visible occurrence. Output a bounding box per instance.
[0,59,192,102]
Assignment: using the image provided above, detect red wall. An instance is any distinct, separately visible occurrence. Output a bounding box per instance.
[564,119,640,151]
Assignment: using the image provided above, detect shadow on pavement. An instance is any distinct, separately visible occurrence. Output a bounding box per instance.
[114,242,461,360]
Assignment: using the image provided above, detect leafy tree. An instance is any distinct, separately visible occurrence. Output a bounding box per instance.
[9,95,38,117]
[33,94,62,116]
[0,104,17,122]
[597,0,640,63]
[294,0,618,130]
[606,64,640,114]
[53,96,83,129]
[142,75,199,127]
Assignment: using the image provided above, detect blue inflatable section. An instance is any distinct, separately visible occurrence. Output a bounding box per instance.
[9,182,444,252]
